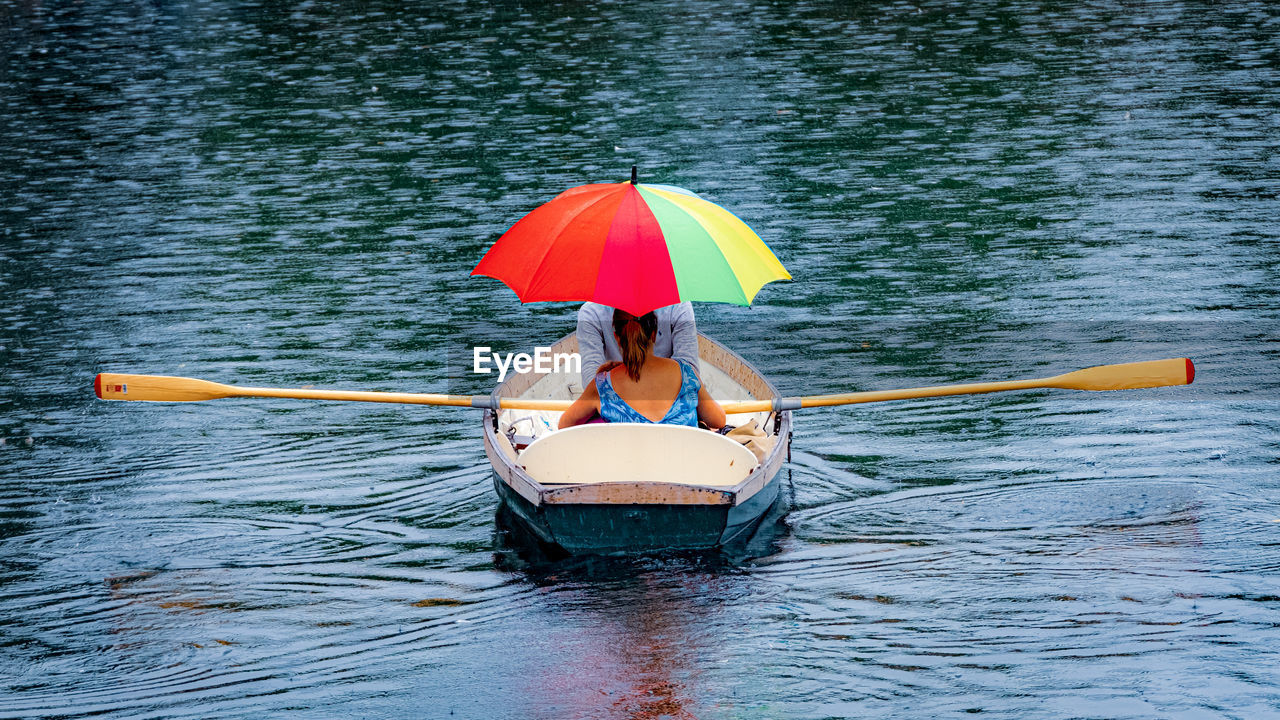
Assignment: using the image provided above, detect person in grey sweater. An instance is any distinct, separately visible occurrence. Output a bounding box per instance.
[576,301,700,390]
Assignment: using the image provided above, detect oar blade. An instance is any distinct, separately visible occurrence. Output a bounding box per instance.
[1051,358,1195,391]
[95,373,238,402]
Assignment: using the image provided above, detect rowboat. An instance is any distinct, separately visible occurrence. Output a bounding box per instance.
[482,332,792,554]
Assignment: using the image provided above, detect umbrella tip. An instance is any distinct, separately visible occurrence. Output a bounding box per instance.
[631,165,637,184]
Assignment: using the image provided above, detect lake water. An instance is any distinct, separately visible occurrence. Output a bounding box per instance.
[2,0,1278,717]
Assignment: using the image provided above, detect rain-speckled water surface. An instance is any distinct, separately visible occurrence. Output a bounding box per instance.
[2,0,1278,718]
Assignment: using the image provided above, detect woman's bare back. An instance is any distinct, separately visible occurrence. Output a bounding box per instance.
[607,357,683,422]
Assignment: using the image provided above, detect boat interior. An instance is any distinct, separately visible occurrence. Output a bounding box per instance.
[492,334,780,487]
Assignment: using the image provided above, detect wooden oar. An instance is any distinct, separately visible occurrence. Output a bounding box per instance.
[95,358,1193,413]
[93,373,565,411]
[728,357,1195,414]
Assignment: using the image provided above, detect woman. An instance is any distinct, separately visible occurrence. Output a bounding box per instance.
[558,309,726,430]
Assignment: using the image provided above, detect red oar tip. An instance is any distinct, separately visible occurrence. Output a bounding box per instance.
[94,373,103,399]
[1185,358,1195,385]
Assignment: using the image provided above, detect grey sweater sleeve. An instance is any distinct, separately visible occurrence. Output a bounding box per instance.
[668,302,701,375]
[576,305,607,390]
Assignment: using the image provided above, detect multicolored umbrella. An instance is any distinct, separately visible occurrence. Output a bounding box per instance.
[472,170,790,317]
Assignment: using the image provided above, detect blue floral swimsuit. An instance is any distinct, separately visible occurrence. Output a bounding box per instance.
[595,359,700,427]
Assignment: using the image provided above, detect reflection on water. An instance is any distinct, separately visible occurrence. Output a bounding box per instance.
[491,488,795,719]
[2,0,1279,717]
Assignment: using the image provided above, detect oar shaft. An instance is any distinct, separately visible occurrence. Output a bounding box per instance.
[236,388,573,411]
[234,386,478,407]
[95,372,571,410]
[720,378,1048,414]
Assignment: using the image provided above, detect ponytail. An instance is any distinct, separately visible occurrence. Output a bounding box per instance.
[612,310,658,382]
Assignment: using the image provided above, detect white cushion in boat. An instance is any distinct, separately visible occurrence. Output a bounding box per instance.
[520,423,758,487]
